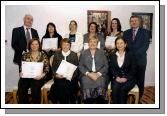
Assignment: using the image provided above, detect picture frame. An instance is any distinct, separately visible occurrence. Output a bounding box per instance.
[132,12,153,42]
[87,10,111,35]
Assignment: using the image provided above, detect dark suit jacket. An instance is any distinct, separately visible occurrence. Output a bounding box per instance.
[11,26,39,66]
[123,28,150,66]
[51,50,79,85]
[109,51,136,81]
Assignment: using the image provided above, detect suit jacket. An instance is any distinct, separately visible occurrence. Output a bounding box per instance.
[51,50,79,85]
[109,51,136,81]
[79,48,109,89]
[11,26,39,66]
[123,28,150,66]
[83,33,105,49]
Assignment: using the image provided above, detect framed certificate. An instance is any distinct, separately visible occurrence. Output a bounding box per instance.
[56,60,77,81]
[42,38,58,49]
[105,36,117,48]
[21,61,43,78]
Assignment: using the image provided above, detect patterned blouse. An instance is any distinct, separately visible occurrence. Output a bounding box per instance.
[21,51,49,75]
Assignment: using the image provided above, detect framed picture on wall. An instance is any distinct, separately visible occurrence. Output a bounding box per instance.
[132,12,153,42]
[87,10,111,35]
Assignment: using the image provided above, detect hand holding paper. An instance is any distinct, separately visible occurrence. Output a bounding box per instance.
[42,38,58,50]
[105,36,117,48]
[56,60,77,81]
[21,61,44,78]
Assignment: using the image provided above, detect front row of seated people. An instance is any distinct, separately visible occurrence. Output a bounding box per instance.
[18,36,136,104]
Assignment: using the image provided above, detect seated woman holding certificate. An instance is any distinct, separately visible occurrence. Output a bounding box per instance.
[18,38,49,104]
[64,20,83,55]
[49,38,80,104]
[109,37,136,104]
[79,36,109,104]
[42,22,63,81]
[83,22,105,50]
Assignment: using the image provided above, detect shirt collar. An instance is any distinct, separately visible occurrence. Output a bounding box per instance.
[23,25,31,31]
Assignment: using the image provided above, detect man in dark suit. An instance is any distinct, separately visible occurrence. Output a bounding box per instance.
[123,15,150,102]
[11,14,39,72]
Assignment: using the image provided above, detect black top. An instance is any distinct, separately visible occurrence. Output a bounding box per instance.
[69,34,76,42]
[109,51,136,81]
[41,33,62,57]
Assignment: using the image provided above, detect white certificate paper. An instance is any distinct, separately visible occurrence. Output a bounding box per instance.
[42,38,58,49]
[71,42,80,53]
[56,60,77,81]
[83,42,100,50]
[105,36,117,48]
[22,61,43,78]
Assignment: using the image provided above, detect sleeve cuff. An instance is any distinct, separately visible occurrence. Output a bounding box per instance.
[97,72,102,77]
[85,72,89,76]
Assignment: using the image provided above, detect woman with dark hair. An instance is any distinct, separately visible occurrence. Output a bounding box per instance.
[64,20,83,54]
[48,38,80,104]
[105,18,123,51]
[42,22,63,57]
[42,22,63,81]
[83,22,105,50]
[109,37,136,104]
[17,38,49,104]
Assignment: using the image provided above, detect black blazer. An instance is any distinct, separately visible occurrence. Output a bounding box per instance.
[11,26,39,66]
[123,28,150,66]
[52,51,79,85]
[109,51,136,81]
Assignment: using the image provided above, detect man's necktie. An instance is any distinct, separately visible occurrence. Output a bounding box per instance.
[132,29,136,41]
[26,28,31,49]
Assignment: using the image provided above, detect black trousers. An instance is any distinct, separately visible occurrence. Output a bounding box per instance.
[49,79,80,104]
[111,79,136,104]
[135,65,146,99]
[17,78,45,104]
[83,96,107,104]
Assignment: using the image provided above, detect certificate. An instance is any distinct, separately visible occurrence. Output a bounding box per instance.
[56,60,77,81]
[42,38,58,49]
[83,42,100,50]
[105,36,117,48]
[71,42,80,53]
[21,61,43,78]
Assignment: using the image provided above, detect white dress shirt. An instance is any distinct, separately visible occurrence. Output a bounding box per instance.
[116,51,125,67]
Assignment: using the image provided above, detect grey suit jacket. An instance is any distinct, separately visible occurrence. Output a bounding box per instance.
[79,48,109,89]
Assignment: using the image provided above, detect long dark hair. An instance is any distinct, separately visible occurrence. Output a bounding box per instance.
[110,18,122,32]
[114,37,129,52]
[43,22,58,38]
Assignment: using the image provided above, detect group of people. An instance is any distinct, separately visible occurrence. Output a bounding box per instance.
[11,14,150,104]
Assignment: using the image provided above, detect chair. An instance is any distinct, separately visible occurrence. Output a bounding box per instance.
[12,86,44,104]
[42,55,54,104]
[12,55,55,104]
[107,82,139,104]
